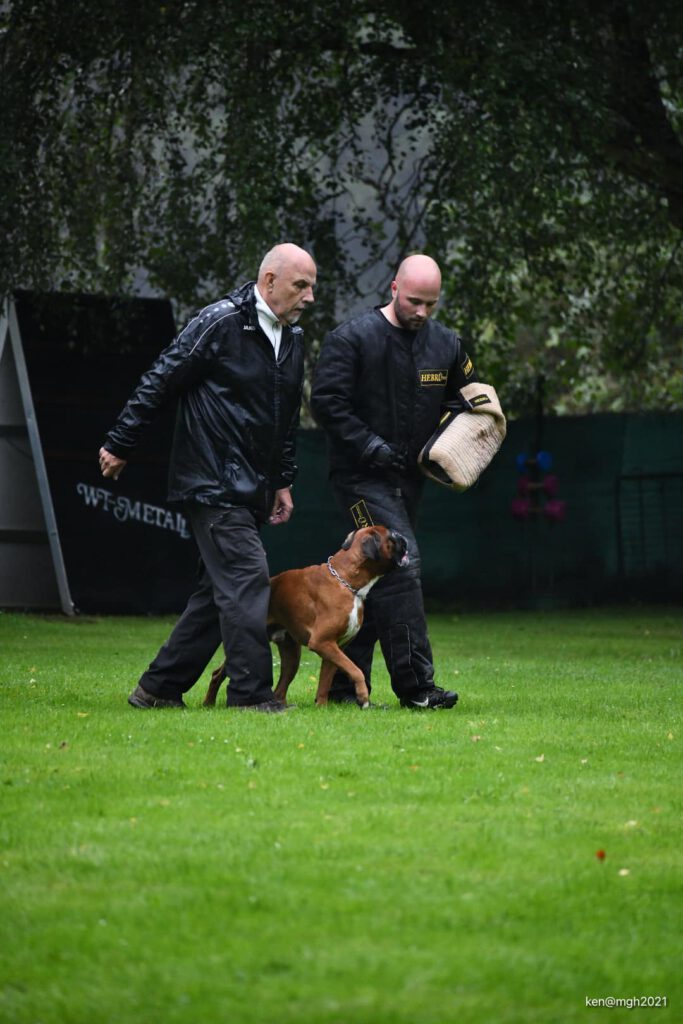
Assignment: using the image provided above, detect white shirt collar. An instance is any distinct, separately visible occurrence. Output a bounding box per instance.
[253,284,282,358]
[254,285,280,326]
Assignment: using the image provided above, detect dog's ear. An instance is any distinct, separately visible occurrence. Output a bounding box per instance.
[361,531,382,560]
[341,530,356,550]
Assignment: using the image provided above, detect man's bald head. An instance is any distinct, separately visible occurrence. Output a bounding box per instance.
[257,243,317,325]
[258,243,316,280]
[382,253,442,331]
[395,254,441,293]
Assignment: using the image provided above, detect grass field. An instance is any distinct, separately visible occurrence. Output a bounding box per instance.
[1,606,681,1024]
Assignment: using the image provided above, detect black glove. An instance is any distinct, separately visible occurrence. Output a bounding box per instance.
[367,441,408,472]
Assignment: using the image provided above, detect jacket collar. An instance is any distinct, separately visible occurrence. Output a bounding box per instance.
[224,280,258,322]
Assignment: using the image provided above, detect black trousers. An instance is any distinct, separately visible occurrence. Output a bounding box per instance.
[328,472,435,701]
[138,505,274,706]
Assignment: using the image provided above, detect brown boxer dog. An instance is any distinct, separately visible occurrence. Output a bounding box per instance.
[203,525,409,709]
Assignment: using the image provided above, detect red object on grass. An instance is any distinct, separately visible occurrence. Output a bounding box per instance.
[596,849,606,860]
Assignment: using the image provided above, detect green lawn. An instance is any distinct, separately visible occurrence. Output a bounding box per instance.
[1,607,681,1024]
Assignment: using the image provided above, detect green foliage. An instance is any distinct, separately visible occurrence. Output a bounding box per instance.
[1,608,681,1022]
[415,1,683,414]
[2,0,682,412]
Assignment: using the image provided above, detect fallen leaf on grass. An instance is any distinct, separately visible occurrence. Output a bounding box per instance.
[76,712,89,718]
[618,868,630,876]
[535,754,545,763]
[471,735,482,743]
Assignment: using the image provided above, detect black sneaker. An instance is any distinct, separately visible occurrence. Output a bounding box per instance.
[400,686,459,710]
[128,684,186,709]
[234,699,290,714]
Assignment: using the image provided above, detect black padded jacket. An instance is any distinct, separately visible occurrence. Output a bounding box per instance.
[103,281,304,521]
[310,307,477,476]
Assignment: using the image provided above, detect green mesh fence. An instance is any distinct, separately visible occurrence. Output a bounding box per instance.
[262,414,683,608]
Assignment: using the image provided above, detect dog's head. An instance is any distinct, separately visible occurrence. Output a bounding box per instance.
[341,525,409,571]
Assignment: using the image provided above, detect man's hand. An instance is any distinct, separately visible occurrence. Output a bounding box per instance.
[269,487,293,526]
[99,447,127,480]
[367,441,409,472]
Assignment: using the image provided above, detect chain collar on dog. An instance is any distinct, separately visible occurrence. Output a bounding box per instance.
[327,557,358,595]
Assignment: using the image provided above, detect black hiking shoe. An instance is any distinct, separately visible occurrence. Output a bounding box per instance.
[128,684,186,709]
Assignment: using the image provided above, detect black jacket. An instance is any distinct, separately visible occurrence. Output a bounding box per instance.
[310,307,477,475]
[104,282,304,520]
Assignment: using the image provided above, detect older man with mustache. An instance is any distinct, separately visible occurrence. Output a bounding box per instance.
[100,243,317,712]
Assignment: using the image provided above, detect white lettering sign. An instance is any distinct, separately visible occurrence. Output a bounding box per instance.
[76,483,191,540]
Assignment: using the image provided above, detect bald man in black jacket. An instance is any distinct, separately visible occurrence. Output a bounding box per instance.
[100,243,317,712]
[311,254,476,710]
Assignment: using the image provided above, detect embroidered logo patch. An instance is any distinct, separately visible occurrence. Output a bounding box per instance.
[350,499,374,530]
[419,369,448,386]
[470,393,492,407]
[461,354,474,377]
